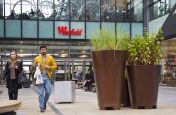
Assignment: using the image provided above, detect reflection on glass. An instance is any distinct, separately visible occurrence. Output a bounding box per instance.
[128,0,143,22]
[5,0,54,20]
[85,0,100,21]
[0,0,3,18]
[70,0,84,20]
[38,0,53,20]
[101,0,115,22]
[5,0,21,19]
[149,0,176,21]
[115,0,128,22]
[54,0,70,20]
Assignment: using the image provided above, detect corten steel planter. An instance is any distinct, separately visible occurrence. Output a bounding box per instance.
[92,50,127,110]
[127,65,161,109]
[121,78,131,107]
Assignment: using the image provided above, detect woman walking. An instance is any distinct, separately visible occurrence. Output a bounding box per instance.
[3,51,23,100]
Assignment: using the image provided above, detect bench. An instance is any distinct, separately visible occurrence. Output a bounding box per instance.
[0,100,22,113]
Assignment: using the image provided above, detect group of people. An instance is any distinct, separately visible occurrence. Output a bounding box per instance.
[3,46,57,112]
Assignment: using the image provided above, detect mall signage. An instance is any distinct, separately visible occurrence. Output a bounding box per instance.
[57,26,83,36]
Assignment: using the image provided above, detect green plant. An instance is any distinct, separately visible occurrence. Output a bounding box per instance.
[90,29,130,50]
[127,31,163,65]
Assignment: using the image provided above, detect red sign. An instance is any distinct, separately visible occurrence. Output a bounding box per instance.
[57,26,83,35]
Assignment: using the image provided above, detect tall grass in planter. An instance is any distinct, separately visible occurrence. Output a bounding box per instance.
[90,29,130,110]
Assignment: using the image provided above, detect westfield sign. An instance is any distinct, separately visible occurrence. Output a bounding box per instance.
[57,26,83,35]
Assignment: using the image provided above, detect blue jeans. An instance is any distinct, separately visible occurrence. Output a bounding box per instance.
[37,74,51,109]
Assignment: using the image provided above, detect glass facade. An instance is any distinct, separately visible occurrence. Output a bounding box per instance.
[0,0,144,40]
[149,0,176,21]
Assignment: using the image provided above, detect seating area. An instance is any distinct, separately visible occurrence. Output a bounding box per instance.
[77,81,96,92]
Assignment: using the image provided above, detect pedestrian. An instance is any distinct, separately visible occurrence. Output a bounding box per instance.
[83,67,95,91]
[32,46,57,112]
[3,51,23,100]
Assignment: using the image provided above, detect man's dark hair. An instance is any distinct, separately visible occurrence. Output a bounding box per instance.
[40,45,47,50]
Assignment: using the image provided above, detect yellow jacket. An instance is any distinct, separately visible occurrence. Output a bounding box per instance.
[33,54,57,79]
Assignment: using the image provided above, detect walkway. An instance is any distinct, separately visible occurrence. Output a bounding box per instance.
[0,86,176,115]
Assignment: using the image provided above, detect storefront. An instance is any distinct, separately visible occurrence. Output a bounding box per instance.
[0,0,143,40]
[148,1,176,86]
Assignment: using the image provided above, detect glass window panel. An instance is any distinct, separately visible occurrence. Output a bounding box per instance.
[116,23,130,35]
[101,0,115,22]
[85,0,100,21]
[5,4,11,17]
[70,0,84,21]
[38,0,54,20]
[115,0,128,22]
[55,21,69,39]
[131,23,143,38]
[5,0,21,19]
[6,20,21,38]
[0,19,4,37]
[0,0,3,18]
[22,0,34,20]
[22,20,37,38]
[86,22,100,39]
[71,22,85,39]
[101,22,115,33]
[39,21,53,38]
[54,0,69,20]
[170,0,176,9]
[130,0,143,22]
[134,0,143,21]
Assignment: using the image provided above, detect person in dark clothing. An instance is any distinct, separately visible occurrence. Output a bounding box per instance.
[3,51,23,100]
[84,67,95,91]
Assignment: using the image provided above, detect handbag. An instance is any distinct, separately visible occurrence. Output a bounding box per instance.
[18,72,28,84]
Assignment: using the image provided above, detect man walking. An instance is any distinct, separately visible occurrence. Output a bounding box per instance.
[33,46,57,112]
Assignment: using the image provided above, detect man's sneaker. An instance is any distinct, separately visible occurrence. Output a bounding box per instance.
[40,108,45,112]
[44,103,47,110]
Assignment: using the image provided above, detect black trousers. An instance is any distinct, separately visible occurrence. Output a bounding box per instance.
[84,80,92,91]
[8,79,18,100]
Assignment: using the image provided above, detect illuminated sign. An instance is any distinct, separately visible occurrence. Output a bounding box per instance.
[57,26,83,35]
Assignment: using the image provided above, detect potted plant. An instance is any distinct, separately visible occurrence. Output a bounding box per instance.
[127,30,163,109]
[90,29,130,110]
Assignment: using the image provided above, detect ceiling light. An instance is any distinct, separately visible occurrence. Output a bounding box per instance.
[60,54,68,57]
[79,55,87,58]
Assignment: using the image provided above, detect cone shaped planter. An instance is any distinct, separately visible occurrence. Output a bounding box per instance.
[92,50,127,110]
[127,65,161,109]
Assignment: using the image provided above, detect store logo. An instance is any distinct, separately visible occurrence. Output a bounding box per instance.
[57,26,83,35]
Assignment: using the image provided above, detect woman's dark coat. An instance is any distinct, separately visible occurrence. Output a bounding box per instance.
[3,60,23,89]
